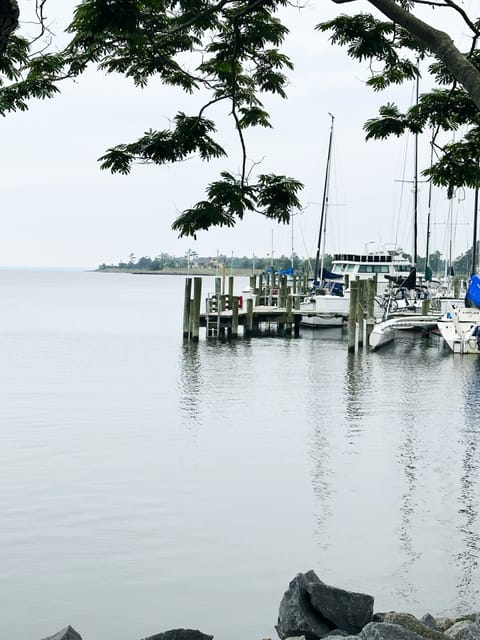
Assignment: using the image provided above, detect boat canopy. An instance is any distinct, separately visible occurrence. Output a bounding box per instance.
[384,267,416,290]
[466,274,480,308]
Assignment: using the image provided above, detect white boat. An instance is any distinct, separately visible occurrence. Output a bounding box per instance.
[436,303,480,354]
[330,250,414,295]
[300,284,349,327]
[369,314,439,350]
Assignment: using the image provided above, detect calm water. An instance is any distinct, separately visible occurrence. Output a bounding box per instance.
[2,270,480,640]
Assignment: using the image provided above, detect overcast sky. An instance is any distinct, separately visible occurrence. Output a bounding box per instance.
[1,0,478,269]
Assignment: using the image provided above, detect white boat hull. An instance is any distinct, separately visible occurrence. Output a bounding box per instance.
[300,294,349,328]
[437,306,480,354]
[369,315,439,350]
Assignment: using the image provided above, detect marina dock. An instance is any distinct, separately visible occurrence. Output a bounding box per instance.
[182,273,376,347]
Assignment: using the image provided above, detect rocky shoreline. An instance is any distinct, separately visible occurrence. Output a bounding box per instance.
[40,571,480,640]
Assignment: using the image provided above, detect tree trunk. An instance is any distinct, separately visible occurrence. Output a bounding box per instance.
[0,0,19,57]
[332,0,480,112]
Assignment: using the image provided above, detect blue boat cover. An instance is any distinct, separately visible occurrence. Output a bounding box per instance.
[466,275,480,308]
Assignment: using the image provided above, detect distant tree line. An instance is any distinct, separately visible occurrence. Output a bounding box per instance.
[97,244,478,278]
[97,251,321,273]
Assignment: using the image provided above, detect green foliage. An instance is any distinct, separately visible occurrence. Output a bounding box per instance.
[172,171,302,238]
[320,7,480,198]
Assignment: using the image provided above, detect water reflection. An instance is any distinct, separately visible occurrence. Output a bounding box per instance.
[344,353,370,447]
[178,343,203,429]
[456,359,480,612]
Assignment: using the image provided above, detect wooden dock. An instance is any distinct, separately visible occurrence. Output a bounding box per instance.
[182,273,380,351]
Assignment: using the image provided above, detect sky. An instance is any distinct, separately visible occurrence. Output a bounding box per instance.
[1,0,478,269]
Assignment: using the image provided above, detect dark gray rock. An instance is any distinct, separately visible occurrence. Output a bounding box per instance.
[277,573,334,640]
[40,627,82,640]
[142,631,213,640]
[361,622,425,640]
[420,615,440,631]
[301,571,374,634]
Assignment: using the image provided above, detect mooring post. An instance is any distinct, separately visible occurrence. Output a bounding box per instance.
[280,275,287,307]
[183,278,192,339]
[286,295,293,335]
[228,275,234,301]
[245,298,254,337]
[232,297,239,337]
[191,277,202,341]
[366,278,375,341]
[358,280,366,348]
[348,280,358,352]
[422,297,430,315]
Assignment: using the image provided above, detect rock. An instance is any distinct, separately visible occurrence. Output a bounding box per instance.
[277,571,374,640]
[276,573,335,640]
[445,620,480,640]
[40,627,82,640]
[382,612,445,639]
[301,571,374,634]
[420,615,440,631]
[435,618,457,632]
[361,622,424,640]
[142,631,213,640]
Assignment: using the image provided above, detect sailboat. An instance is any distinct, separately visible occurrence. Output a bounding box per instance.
[369,73,439,349]
[300,114,351,328]
[436,185,480,353]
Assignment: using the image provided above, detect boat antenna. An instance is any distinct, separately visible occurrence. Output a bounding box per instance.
[314,113,334,285]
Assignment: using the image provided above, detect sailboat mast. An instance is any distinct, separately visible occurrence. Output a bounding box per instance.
[314,113,334,284]
[424,139,434,281]
[413,68,419,267]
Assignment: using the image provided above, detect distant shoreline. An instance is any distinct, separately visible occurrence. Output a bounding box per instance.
[95,268,264,276]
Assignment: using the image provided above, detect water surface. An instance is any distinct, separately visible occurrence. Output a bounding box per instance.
[1,270,479,640]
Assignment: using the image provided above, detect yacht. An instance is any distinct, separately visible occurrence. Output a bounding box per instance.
[329,250,413,293]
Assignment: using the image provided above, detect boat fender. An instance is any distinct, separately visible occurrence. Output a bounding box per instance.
[237,295,243,309]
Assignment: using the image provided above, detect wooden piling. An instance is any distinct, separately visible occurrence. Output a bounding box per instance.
[348,280,358,352]
[357,280,365,348]
[191,277,202,341]
[232,297,239,337]
[286,295,293,335]
[366,278,375,341]
[183,278,192,339]
[246,298,254,337]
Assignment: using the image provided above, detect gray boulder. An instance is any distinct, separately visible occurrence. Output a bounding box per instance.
[40,627,82,640]
[277,573,335,640]
[445,620,480,640]
[361,622,425,640]
[420,615,440,631]
[301,571,374,634]
[382,613,445,640]
[277,571,374,640]
[142,631,213,640]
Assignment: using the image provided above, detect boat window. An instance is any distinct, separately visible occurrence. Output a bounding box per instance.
[347,264,356,272]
